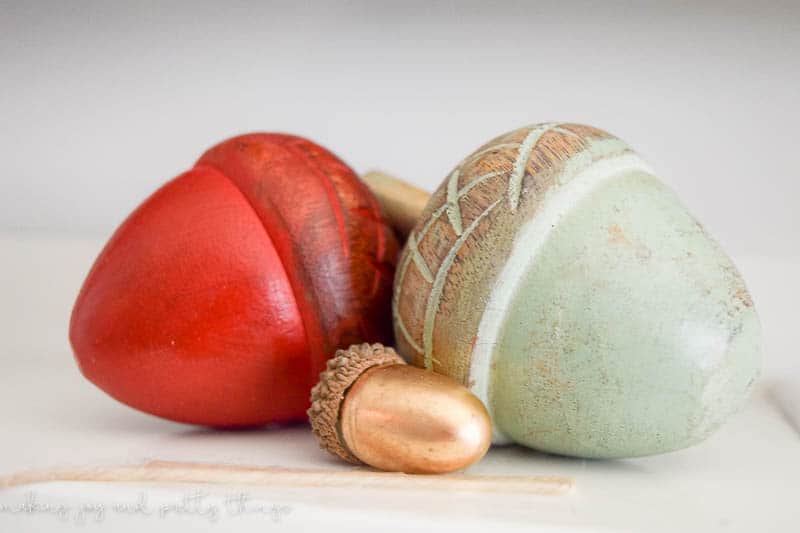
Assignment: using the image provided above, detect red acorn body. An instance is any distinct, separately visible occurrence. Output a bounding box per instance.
[69,134,398,427]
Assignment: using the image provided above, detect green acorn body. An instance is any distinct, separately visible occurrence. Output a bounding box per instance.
[392,123,761,458]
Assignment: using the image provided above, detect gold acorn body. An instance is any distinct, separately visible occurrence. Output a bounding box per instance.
[308,343,491,474]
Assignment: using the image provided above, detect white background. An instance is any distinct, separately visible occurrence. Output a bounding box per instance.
[2,1,798,258]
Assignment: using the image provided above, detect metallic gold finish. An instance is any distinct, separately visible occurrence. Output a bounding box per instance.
[339,364,492,474]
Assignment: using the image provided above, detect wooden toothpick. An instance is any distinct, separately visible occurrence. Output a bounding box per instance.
[0,460,573,495]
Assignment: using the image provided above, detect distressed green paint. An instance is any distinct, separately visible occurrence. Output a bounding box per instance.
[490,170,761,458]
[393,123,762,458]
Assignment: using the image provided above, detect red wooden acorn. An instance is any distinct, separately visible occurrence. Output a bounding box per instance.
[69,134,399,427]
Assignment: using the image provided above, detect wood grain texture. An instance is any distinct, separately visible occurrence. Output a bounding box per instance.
[0,461,574,495]
[70,134,398,427]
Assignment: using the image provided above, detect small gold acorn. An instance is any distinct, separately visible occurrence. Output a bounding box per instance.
[308,343,492,474]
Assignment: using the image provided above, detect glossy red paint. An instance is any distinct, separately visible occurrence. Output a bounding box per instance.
[69,134,398,427]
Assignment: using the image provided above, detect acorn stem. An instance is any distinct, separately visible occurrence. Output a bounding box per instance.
[362,171,430,240]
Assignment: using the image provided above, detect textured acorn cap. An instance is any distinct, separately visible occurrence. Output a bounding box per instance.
[308,343,404,464]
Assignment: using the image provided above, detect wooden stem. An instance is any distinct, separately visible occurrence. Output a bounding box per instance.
[362,171,430,240]
[0,460,572,495]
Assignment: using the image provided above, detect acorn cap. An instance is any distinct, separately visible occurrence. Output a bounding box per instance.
[308,343,404,464]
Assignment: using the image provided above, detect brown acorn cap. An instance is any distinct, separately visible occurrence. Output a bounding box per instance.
[308,343,405,464]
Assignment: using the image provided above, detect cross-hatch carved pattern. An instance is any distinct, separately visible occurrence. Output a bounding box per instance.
[394,168,503,303]
[406,232,433,283]
[445,168,464,236]
[507,124,583,211]
[421,197,503,369]
[395,123,582,364]
[392,168,503,350]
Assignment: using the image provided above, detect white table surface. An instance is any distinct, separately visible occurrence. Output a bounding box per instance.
[0,232,798,532]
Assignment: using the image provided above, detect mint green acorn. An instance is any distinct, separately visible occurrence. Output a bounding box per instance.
[377,123,761,459]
